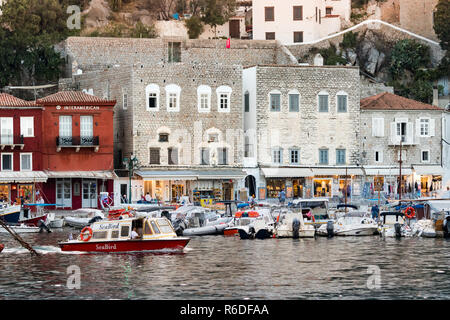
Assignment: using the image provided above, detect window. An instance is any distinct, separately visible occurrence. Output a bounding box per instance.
[120,225,130,237]
[421,150,430,162]
[20,153,32,171]
[270,92,281,112]
[1,153,12,171]
[420,118,430,136]
[146,84,160,111]
[144,221,153,235]
[159,133,169,142]
[318,92,329,112]
[396,122,407,142]
[293,32,303,43]
[216,86,232,112]
[165,84,181,112]
[157,218,173,233]
[122,93,128,110]
[197,85,211,112]
[168,147,178,165]
[289,91,299,112]
[80,116,93,145]
[319,149,329,165]
[374,150,383,163]
[218,148,227,165]
[265,32,275,40]
[290,149,299,164]
[0,118,13,144]
[20,117,34,137]
[293,6,303,20]
[150,220,161,234]
[244,91,250,112]
[111,230,119,238]
[149,148,160,165]
[201,148,210,165]
[337,93,347,112]
[372,118,384,137]
[336,149,346,165]
[272,148,282,164]
[326,7,333,15]
[244,136,254,157]
[168,42,181,63]
[265,7,274,21]
[59,115,72,145]
[208,133,219,143]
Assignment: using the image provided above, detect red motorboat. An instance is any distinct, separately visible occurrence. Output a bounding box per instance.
[0,244,4,253]
[59,216,190,253]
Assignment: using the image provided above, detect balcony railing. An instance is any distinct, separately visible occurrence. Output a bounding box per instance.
[0,135,24,150]
[56,136,100,152]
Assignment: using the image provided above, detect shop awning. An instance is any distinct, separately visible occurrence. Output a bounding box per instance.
[412,165,445,176]
[135,170,197,181]
[364,167,413,176]
[135,169,247,181]
[310,167,363,176]
[0,171,48,183]
[261,167,315,178]
[45,170,117,179]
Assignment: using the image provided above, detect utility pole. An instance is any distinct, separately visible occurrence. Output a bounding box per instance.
[124,155,138,205]
[399,140,403,206]
[344,166,348,213]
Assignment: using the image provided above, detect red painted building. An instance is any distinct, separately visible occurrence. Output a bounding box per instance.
[37,91,116,210]
[0,93,46,205]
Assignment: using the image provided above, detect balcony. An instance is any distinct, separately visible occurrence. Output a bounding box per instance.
[56,136,100,152]
[0,135,24,150]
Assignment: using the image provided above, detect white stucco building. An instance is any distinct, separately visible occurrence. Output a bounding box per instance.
[252,0,351,44]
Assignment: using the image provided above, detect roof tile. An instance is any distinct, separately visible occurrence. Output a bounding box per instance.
[0,93,39,107]
[361,92,442,111]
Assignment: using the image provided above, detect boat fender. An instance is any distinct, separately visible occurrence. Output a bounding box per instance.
[326,221,334,238]
[394,223,402,238]
[292,218,300,239]
[80,227,93,241]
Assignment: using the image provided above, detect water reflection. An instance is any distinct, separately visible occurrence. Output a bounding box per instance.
[0,229,449,299]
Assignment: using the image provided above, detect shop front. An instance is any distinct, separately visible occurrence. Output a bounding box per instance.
[0,172,48,205]
[260,168,314,200]
[42,171,115,209]
[413,165,444,197]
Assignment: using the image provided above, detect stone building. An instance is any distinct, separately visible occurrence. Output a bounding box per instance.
[252,0,351,44]
[399,0,439,42]
[360,92,445,198]
[242,64,363,201]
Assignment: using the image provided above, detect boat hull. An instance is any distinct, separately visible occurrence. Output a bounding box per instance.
[223,228,238,236]
[335,227,378,236]
[20,214,48,227]
[0,209,21,224]
[182,224,228,236]
[58,238,190,253]
[0,225,41,233]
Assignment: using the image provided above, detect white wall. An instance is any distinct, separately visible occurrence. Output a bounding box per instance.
[243,66,258,168]
[443,113,450,188]
[252,0,351,44]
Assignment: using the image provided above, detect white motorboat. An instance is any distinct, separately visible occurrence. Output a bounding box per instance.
[290,198,331,226]
[274,210,315,238]
[47,213,65,228]
[411,219,437,238]
[317,211,378,237]
[378,212,413,238]
[0,224,42,233]
[64,209,105,229]
[225,209,275,240]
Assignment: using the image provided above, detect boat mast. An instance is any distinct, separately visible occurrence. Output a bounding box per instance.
[399,140,402,206]
[344,166,348,213]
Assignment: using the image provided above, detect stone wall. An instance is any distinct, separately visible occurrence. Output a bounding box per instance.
[399,0,439,42]
[249,65,361,166]
[360,110,443,166]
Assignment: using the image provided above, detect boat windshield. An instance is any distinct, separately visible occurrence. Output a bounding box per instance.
[238,218,253,226]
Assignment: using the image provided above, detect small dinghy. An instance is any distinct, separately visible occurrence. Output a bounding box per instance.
[64,210,105,229]
[182,223,231,236]
[47,213,64,228]
[0,224,42,233]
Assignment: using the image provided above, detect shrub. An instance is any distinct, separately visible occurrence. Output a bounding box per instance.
[184,16,204,39]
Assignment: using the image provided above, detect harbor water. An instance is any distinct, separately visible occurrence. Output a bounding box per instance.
[0,228,449,300]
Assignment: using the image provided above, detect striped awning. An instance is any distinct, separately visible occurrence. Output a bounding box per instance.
[261,168,315,178]
[412,165,445,176]
[135,169,247,181]
[364,167,413,176]
[45,170,116,179]
[0,171,48,183]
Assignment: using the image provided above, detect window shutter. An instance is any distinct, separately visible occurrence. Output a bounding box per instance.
[416,119,421,137]
[429,119,435,137]
[372,118,378,136]
[406,122,413,144]
[390,122,398,144]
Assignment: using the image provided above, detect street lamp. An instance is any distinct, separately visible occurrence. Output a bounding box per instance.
[123,155,139,204]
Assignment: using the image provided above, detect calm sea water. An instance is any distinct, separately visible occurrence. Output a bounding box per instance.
[0,228,449,300]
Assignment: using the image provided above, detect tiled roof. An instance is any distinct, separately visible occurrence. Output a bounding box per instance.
[361,92,442,111]
[36,91,115,105]
[0,93,40,107]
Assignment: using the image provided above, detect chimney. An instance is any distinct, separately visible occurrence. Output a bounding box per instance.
[432,88,439,107]
[314,53,324,66]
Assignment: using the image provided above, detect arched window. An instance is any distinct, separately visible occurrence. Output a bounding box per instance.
[165,84,181,112]
[216,86,232,113]
[197,85,211,113]
[146,84,160,111]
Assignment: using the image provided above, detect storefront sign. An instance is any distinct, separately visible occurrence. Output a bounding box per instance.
[374,176,384,191]
[60,106,100,111]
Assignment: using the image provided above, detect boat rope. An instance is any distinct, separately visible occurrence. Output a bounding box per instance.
[0,219,40,256]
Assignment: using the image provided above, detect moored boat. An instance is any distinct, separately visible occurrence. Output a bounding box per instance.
[317,211,378,237]
[0,205,22,224]
[274,211,315,238]
[0,224,42,233]
[59,216,190,253]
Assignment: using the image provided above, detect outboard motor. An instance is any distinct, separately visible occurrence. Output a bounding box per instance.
[88,216,103,225]
[38,219,52,233]
[394,223,402,238]
[292,218,300,239]
[444,217,450,238]
[172,218,186,236]
[161,211,170,220]
[326,221,334,238]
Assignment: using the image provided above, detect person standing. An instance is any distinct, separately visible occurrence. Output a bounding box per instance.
[279,190,286,205]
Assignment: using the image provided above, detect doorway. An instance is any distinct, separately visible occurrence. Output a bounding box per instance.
[245,175,256,198]
[229,19,240,39]
[56,178,72,208]
[82,179,97,208]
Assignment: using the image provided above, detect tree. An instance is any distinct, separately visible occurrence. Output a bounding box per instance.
[185,16,204,39]
[200,0,236,37]
[389,39,431,80]
[433,0,450,50]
